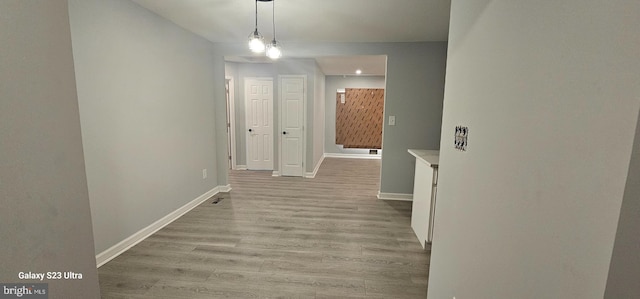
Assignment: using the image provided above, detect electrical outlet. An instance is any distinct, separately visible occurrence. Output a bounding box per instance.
[389,115,396,126]
[202,169,207,179]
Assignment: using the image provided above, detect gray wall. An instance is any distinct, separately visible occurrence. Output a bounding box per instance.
[325,76,386,155]
[380,44,446,194]
[312,62,326,167]
[605,107,640,299]
[213,42,447,195]
[428,1,640,298]
[68,0,219,254]
[224,61,240,167]
[0,0,100,297]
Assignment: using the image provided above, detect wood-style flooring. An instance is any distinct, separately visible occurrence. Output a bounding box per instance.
[98,158,430,298]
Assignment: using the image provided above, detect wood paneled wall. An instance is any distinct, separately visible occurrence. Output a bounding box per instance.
[335,88,384,149]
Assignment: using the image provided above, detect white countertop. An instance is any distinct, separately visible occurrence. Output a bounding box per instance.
[408,149,439,167]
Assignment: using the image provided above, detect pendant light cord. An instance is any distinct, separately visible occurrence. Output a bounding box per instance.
[255,0,258,29]
[272,0,276,40]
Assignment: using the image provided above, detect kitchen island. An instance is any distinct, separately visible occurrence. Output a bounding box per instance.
[408,149,439,249]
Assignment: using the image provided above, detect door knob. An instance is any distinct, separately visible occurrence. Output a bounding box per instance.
[283,131,287,135]
[248,129,253,132]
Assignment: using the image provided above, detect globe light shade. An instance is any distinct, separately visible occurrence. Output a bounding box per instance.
[248,30,265,53]
[266,40,282,59]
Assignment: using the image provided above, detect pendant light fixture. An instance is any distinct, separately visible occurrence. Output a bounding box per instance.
[265,0,282,59]
[248,0,265,53]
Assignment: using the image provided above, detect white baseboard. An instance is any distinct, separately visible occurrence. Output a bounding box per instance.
[95,184,231,267]
[272,171,280,177]
[305,155,325,178]
[236,165,247,170]
[377,191,413,201]
[218,184,232,193]
[324,153,381,160]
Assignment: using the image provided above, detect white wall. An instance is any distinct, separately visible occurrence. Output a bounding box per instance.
[0,0,100,296]
[324,76,386,155]
[68,0,219,254]
[428,1,640,298]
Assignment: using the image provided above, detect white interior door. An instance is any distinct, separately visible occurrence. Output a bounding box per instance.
[280,76,305,177]
[245,78,273,170]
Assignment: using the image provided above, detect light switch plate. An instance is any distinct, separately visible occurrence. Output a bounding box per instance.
[454,126,468,151]
[389,116,396,126]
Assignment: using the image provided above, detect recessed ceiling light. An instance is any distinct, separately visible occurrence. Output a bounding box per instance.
[355,69,362,75]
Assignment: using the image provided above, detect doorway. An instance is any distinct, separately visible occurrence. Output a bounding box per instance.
[244,77,274,170]
[279,75,306,177]
[225,77,236,169]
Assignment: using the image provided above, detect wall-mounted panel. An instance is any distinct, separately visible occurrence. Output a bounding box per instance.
[335,88,384,149]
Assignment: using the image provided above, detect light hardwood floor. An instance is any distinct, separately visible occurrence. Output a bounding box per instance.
[98,158,430,298]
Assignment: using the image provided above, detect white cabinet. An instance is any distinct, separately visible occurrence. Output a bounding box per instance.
[408,149,439,249]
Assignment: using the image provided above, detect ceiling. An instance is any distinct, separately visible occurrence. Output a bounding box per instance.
[314,55,387,76]
[226,55,387,76]
[131,0,451,75]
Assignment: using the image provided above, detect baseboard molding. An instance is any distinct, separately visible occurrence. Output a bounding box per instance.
[95,184,231,268]
[272,171,280,177]
[377,191,413,201]
[324,153,381,160]
[218,184,232,193]
[236,165,247,170]
[305,155,325,178]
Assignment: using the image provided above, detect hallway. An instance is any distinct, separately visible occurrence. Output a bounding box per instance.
[98,158,429,298]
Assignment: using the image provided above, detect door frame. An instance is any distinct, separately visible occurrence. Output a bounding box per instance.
[278,75,307,177]
[225,76,237,170]
[244,77,274,170]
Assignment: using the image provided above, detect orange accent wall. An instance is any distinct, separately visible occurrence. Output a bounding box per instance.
[335,88,384,149]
